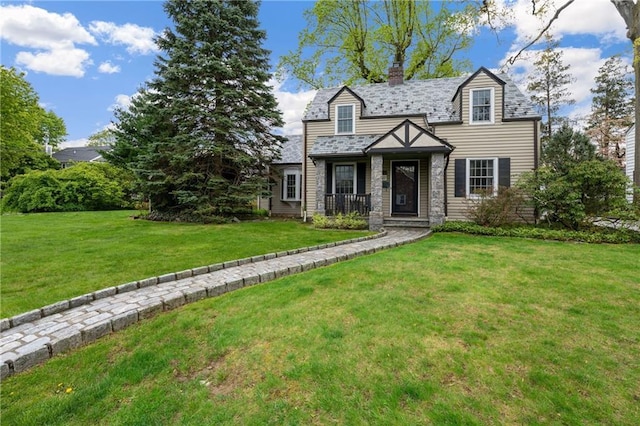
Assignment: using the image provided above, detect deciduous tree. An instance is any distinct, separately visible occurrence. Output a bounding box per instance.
[0,66,64,185]
[278,0,477,88]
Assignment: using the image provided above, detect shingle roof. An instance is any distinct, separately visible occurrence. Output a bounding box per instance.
[52,146,111,163]
[303,71,538,123]
[274,135,302,164]
[309,134,381,158]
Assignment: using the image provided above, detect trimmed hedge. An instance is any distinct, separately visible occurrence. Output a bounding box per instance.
[432,221,640,244]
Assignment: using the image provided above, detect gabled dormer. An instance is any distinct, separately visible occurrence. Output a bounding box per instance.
[451,67,506,125]
[327,86,365,135]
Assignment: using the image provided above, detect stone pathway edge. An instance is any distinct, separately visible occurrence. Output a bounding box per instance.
[1,229,432,380]
[1,230,388,333]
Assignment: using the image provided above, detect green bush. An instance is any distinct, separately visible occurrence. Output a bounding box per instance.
[432,221,640,244]
[466,186,529,227]
[2,162,134,213]
[518,160,630,230]
[313,212,368,230]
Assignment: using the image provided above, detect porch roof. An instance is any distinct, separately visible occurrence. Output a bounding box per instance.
[308,134,380,158]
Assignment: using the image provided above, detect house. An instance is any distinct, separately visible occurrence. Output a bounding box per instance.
[302,65,541,230]
[626,124,636,202]
[52,146,111,168]
[259,135,303,217]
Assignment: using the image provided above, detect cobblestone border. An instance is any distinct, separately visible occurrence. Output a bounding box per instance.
[0,231,387,333]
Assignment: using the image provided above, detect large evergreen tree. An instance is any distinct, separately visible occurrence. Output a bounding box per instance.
[585,55,633,168]
[109,0,284,220]
[526,35,575,143]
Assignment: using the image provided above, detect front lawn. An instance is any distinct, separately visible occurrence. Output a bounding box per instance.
[2,234,639,424]
[0,211,369,317]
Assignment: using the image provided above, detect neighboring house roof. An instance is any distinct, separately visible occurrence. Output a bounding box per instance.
[52,146,111,163]
[274,135,302,164]
[303,70,538,123]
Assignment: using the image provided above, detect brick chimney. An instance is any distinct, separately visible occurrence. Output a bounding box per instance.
[388,62,404,86]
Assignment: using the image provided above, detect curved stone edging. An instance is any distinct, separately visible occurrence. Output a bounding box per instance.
[0,229,430,380]
[0,231,387,333]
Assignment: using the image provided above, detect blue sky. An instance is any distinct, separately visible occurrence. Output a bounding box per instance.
[0,0,632,147]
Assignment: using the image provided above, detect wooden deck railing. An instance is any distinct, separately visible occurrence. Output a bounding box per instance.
[324,193,371,216]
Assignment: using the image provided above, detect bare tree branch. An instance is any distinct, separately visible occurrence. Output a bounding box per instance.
[505,0,575,67]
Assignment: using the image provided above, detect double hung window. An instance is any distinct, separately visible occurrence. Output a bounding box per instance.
[336,105,355,134]
[282,169,301,201]
[470,88,494,124]
[467,158,497,196]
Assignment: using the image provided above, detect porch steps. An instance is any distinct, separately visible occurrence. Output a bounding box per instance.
[383,218,430,229]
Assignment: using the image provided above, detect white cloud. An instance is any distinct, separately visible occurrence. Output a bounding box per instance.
[108,94,134,112]
[269,77,316,135]
[506,0,626,46]
[0,4,97,77]
[16,48,92,78]
[98,61,121,74]
[60,138,89,149]
[505,46,633,130]
[0,4,96,49]
[89,21,158,55]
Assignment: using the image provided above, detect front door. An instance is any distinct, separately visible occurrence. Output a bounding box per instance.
[392,161,418,215]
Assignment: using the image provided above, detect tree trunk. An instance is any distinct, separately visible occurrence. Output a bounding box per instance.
[611,0,640,204]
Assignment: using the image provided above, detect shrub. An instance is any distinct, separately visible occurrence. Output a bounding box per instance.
[432,221,640,244]
[313,212,368,230]
[518,160,630,230]
[466,186,529,227]
[2,163,134,213]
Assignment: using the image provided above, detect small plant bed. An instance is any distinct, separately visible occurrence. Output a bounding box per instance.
[313,212,368,230]
[433,221,640,244]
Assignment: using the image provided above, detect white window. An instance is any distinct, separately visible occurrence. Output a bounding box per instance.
[282,169,301,201]
[470,88,494,124]
[335,104,355,134]
[334,164,355,194]
[467,158,498,197]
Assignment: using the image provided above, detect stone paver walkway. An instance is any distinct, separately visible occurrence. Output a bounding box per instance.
[0,229,429,379]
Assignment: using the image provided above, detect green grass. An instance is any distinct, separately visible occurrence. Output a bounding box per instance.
[2,234,639,425]
[0,211,369,317]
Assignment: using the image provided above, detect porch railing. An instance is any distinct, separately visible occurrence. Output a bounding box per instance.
[325,193,371,216]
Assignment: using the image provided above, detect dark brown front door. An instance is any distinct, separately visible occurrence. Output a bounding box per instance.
[392,161,418,215]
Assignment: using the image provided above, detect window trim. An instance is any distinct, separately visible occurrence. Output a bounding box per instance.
[281,168,301,201]
[332,162,356,194]
[469,88,495,125]
[466,157,498,198]
[335,104,356,135]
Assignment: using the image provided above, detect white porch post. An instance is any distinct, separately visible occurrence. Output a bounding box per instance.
[369,155,384,231]
[430,153,446,225]
[315,158,326,216]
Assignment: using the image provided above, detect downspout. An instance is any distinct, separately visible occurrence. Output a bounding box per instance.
[302,121,308,222]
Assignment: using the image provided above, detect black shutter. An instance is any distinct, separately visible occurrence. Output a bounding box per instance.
[326,163,333,194]
[281,177,285,200]
[357,163,366,194]
[454,159,466,197]
[498,158,511,188]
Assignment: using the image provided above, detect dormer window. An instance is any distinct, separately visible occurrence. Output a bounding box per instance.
[336,104,355,134]
[470,88,494,124]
